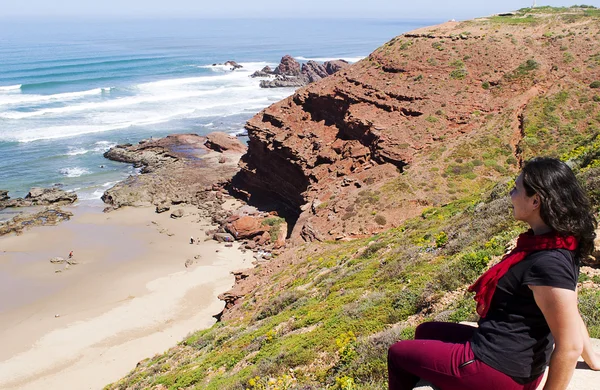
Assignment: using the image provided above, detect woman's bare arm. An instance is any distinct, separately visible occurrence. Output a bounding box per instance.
[530,285,583,390]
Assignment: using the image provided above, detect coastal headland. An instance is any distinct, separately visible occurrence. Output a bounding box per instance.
[108,7,600,390]
[1,6,600,390]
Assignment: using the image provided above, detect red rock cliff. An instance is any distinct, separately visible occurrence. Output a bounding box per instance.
[234,14,600,243]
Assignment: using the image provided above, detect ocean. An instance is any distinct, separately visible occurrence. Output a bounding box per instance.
[0,18,438,201]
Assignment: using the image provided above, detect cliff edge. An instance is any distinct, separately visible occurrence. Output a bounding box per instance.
[233,7,600,244]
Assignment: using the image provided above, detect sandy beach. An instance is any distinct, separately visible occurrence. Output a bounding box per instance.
[0,200,252,390]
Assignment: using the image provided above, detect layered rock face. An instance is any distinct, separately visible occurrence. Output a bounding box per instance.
[234,16,600,242]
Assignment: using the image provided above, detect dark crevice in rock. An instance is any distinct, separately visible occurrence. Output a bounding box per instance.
[230,138,309,218]
[262,112,286,128]
[382,66,407,73]
[371,152,409,172]
[386,92,424,102]
[400,108,424,117]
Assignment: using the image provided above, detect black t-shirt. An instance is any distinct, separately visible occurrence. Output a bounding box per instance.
[470,249,579,382]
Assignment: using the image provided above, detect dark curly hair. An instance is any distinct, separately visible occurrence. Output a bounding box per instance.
[522,157,597,258]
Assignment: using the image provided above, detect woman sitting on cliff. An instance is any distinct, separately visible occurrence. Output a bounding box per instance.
[388,157,599,390]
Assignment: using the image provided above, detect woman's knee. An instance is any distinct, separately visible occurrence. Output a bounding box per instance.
[388,339,414,365]
[415,321,441,339]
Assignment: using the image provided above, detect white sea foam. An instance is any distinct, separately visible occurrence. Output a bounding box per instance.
[295,56,364,63]
[66,148,88,156]
[0,61,295,143]
[0,84,22,91]
[59,167,90,178]
[0,87,103,107]
[76,181,119,200]
[0,87,251,119]
[196,61,271,70]
[202,64,231,72]
[14,110,199,142]
[93,141,117,152]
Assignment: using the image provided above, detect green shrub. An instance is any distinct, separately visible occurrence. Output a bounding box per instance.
[374,215,387,225]
[435,231,448,247]
[391,289,421,320]
[506,59,539,80]
[450,59,465,68]
[482,81,490,89]
[436,249,494,291]
[359,241,387,258]
[579,288,600,337]
[450,69,468,80]
[579,167,600,211]
[445,162,474,176]
[432,42,443,51]
[345,325,415,382]
[255,290,302,320]
[262,217,286,242]
[448,294,478,322]
[563,52,574,63]
[590,80,600,88]
[461,251,491,278]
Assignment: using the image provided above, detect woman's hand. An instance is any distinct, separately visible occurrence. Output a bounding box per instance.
[577,313,600,370]
[586,352,600,370]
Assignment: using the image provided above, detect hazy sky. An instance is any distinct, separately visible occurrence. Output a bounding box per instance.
[2,0,599,20]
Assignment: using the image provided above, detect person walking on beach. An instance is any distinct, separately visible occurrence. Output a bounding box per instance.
[388,157,599,390]
[68,251,73,259]
[190,236,195,244]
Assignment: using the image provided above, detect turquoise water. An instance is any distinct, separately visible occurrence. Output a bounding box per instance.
[0,18,439,200]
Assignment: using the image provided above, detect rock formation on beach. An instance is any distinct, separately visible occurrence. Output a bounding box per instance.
[0,187,77,210]
[0,187,77,236]
[102,132,246,212]
[252,55,350,88]
[0,208,73,236]
[101,132,289,257]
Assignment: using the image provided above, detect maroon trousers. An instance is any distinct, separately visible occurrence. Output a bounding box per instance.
[387,322,543,390]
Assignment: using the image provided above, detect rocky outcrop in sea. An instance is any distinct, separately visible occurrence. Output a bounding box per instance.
[251,55,349,88]
[0,187,77,210]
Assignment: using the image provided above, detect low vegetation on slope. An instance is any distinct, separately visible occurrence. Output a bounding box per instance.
[107,166,600,390]
[107,7,600,390]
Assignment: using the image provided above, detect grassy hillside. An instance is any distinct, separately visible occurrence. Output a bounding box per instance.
[107,7,600,390]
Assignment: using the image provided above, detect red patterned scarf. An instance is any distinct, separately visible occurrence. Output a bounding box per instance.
[468,230,578,318]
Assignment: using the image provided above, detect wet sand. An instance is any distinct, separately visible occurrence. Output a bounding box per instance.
[0,200,252,389]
